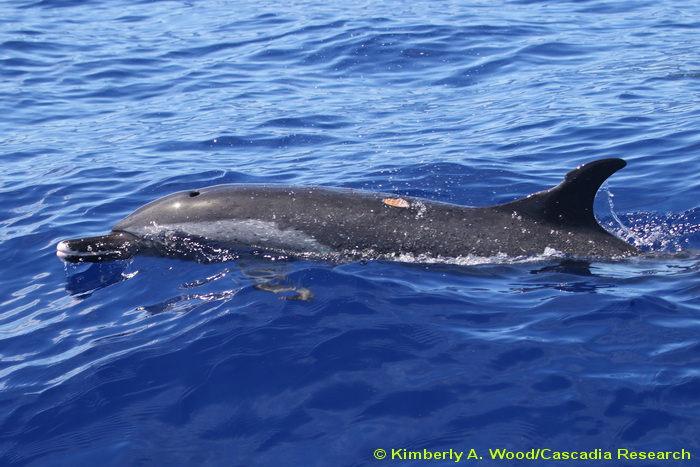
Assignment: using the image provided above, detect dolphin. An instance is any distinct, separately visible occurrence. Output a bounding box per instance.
[56,158,641,263]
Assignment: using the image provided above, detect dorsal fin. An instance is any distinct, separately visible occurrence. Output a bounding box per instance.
[495,158,627,230]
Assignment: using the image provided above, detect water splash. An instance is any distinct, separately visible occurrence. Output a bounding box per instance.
[603,183,699,253]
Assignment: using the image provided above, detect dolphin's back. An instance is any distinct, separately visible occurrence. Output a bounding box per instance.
[113,185,476,257]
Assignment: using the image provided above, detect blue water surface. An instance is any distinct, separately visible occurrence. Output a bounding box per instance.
[1,0,699,465]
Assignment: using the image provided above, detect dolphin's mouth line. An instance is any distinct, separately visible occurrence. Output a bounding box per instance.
[56,232,140,263]
[56,241,125,260]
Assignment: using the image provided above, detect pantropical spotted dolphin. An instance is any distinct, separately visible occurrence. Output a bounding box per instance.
[56,158,640,263]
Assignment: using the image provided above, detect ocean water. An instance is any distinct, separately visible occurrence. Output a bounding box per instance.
[1,0,699,465]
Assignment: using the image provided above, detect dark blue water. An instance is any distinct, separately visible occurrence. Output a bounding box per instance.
[1,0,699,465]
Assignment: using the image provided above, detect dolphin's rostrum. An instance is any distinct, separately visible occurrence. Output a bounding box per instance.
[57,158,641,263]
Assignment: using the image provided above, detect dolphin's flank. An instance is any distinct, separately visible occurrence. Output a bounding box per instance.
[57,158,641,263]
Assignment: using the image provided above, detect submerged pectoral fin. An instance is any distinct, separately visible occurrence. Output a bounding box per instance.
[254,281,315,301]
[56,232,141,263]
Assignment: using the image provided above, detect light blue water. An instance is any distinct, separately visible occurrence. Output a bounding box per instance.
[1,0,699,465]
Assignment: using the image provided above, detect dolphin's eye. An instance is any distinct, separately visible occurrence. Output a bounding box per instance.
[189,191,200,197]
